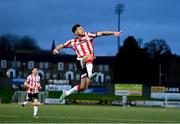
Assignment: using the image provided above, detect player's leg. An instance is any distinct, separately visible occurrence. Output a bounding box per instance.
[33,93,39,118]
[82,55,97,80]
[83,55,93,78]
[59,59,92,102]
[85,77,91,89]
[22,93,31,107]
[59,77,86,102]
[77,77,90,92]
[66,64,88,95]
[81,56,88,69]
[66,77,87,95]
[68,62,93,92]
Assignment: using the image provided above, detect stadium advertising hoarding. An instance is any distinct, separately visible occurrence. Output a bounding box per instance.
[45,85,71,91]
[11,78,26,89]
[75,99,102,105]
[47,79,70,85]
[45,98,65,104]
[82,87,106,94]
[135,101,164,107]
[151,86,180,100]
[165,101,180,108]
[45,84,106,94]
[135,100,180,107]
[114,84,142,96]
[151,93,180,100]
[151,86,180,93]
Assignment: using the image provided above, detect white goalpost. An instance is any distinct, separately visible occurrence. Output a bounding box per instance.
[11,91,48,104]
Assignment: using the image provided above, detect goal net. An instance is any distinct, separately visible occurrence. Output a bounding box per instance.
[11,91,48,104]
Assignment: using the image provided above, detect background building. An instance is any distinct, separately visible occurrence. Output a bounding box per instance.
[0,51,115,94]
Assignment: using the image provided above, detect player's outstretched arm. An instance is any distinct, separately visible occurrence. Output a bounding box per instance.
[96,31,122,37]
[53,44,64,55]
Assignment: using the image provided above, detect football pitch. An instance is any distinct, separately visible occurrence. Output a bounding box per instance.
[0,104,180,123]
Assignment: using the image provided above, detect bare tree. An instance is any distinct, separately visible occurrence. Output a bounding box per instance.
[15,36,41,51]
[0,34,19,53]
[0,34,41,54]
[144,39,171,57]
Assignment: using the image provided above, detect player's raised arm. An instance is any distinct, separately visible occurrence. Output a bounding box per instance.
[53,44,64,55]
[53,39,73,55]
[96,31,122,37]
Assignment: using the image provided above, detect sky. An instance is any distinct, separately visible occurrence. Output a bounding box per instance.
[0,0,180,56]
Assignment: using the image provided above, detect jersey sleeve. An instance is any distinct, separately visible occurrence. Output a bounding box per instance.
[87,32,97,39]
[63,39,73,48]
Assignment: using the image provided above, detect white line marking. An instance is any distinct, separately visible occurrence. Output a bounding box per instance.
[41,115,180,123]
[0,114,179,123]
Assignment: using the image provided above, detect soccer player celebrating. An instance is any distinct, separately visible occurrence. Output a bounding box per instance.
[22,68,41,118]
[53,24,122,102]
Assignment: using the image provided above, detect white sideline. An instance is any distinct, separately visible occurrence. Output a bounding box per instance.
[30,115,180,123]
[0,115,179,123]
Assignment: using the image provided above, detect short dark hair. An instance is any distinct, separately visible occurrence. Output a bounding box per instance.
[72,24,81,33]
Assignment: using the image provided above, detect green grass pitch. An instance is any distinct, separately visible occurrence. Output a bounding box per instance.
[0,104,180,123]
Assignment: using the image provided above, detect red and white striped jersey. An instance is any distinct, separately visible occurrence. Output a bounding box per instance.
[63,32,97,59]
[26,74,40,93]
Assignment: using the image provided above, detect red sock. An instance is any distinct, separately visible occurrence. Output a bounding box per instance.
[77,84,81,92]
[86,58,93,64]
